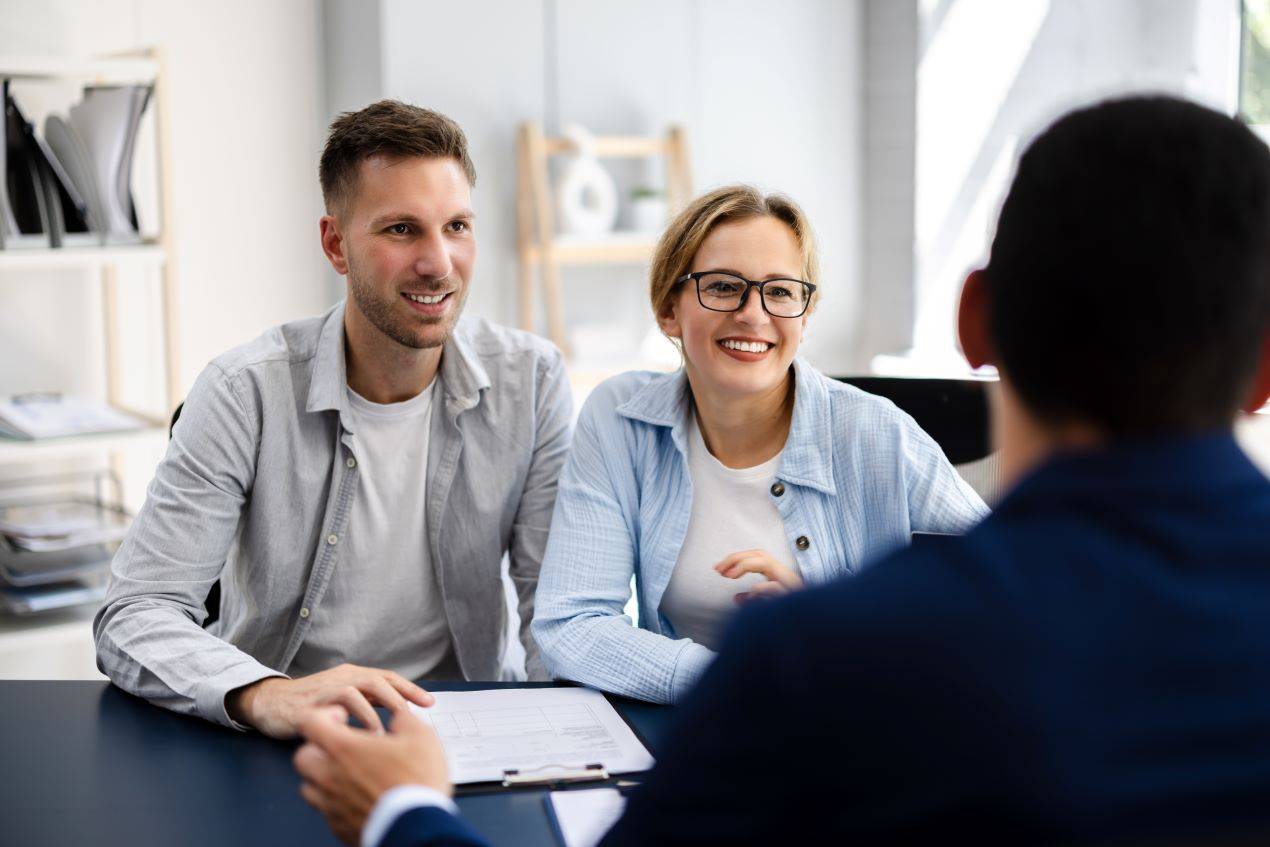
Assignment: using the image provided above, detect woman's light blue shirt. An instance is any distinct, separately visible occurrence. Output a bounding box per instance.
[532,359,989,704]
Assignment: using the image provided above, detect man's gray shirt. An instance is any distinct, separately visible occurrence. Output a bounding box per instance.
[94,303,571,727]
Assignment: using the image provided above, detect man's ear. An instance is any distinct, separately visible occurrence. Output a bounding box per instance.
[319,215,349,275]
[1241,334,1270,414]
[957,269,996,369]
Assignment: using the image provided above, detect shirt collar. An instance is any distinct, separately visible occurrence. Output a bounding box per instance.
[305,302,491,425]
[435,317,491,413]
[616,357,836,495]
[305,302,349,417]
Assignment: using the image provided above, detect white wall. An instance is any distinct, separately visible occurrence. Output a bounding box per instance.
[0,0,332,505]
[336,0,866,376]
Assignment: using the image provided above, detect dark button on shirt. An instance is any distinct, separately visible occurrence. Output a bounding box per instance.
[770,482,786,497]
[795,535,810,550]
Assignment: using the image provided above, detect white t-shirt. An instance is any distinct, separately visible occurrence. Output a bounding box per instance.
[289,379,459,681]
[660,411,800,651]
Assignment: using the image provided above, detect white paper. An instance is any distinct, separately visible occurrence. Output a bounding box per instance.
[548,788,626,847]
[412,688,655,785]
[0,394,144,440]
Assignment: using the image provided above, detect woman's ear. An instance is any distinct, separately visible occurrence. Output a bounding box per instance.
[657,300,682,340]
[958,269,996,368]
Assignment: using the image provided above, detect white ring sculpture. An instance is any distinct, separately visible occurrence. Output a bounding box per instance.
[555,124,618,237]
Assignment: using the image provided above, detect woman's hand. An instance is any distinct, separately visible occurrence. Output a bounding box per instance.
[714,549,804,604]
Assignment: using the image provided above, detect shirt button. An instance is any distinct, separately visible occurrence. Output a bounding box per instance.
[795,535,810,551]
[346,457,357,469]
[770,482,785,497]
[326,533,339,545]
[299,607,310,619]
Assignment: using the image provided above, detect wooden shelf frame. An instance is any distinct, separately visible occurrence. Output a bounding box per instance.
[516,123,692,356]
[0,244,165,270]
[0,55,161,85]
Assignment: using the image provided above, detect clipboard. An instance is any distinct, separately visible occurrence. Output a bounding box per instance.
[418,687,656,797]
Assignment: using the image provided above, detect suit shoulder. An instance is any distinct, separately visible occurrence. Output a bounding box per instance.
[765,537,1010,647]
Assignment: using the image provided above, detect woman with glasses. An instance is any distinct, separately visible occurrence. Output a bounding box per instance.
[532,185,987,704]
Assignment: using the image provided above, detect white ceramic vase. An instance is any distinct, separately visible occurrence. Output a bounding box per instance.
[555,125,618,237]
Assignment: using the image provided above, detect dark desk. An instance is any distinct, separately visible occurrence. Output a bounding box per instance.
[0,680,671,847]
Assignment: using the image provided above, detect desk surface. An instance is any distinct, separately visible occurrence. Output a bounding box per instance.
[0,680,671,847]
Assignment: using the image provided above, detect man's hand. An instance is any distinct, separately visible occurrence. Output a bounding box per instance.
[226,664,434,739]
[294,704,452,846]
[714,548,804,604]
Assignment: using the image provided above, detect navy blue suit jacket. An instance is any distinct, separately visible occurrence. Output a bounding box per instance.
[602,432,1270,845]
[386,433,1270,846]
[380,805,488,847]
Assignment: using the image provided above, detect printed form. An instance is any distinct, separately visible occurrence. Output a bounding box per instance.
[411,687,655,785]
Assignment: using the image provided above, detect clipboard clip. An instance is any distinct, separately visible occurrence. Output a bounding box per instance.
[501,762,609,788]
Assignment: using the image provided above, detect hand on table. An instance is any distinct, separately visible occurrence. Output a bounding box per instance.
[226,663,434,739]
[294,704,452,846]
[714,548,804,604]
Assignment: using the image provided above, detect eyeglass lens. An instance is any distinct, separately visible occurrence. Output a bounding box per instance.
[696,272,810,317]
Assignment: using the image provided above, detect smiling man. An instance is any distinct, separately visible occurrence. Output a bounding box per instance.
[94,101,571,738]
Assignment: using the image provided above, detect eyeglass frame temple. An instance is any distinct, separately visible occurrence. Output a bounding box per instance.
[674,272,818,318]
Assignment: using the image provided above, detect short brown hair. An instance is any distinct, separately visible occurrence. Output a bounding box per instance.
[319,100,476,215]
[649,185,820,322]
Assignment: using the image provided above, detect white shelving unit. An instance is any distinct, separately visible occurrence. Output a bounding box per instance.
[0,49,179,678]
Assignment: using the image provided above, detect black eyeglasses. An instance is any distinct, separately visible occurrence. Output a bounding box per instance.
[676,271,817,318]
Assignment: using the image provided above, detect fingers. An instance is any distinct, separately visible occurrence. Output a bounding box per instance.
[388,703,430,736]
[717,554,803,588]
[293,742,334,786]
[384,671,435,708]
[713,549,765,574]
[747,580,789,598]
[307,704,350,727]
[328,687,384,734]
[734,581,789,605]
[298,708,353,747]
[718,556,784,582]
[716,556,772,579]
[360,676,408,713]
[299,780,328,811]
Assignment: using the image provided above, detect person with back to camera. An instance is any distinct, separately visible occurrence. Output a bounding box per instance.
[530,184,988,704]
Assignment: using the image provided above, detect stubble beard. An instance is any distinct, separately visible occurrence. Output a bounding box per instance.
[347,262,463,351]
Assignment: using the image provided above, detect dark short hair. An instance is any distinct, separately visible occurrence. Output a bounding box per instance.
[319,100,476,215]
[984,96,1270,435]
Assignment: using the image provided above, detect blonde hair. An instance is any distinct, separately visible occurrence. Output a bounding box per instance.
[649,184,820,322]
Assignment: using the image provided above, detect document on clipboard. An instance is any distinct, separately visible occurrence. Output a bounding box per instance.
[410,688,654,787]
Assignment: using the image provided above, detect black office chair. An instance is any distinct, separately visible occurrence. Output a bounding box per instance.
[169,402,222,628]
[834,376,992,465]
[834,376,999,502]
